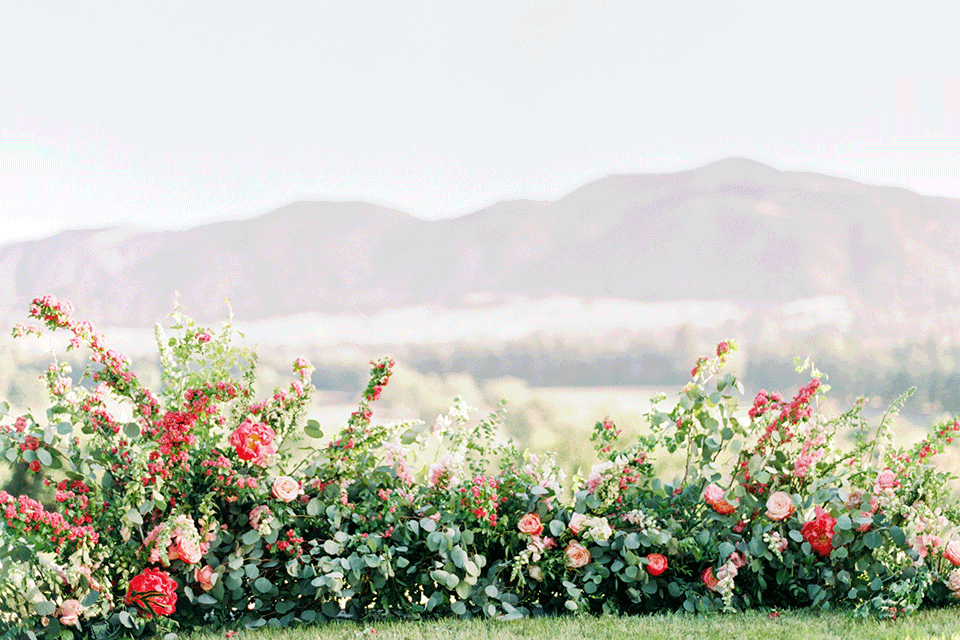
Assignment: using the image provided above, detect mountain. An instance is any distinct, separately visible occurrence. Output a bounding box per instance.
[2,158,959,342]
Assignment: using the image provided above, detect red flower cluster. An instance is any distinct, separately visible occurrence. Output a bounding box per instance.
[801,506,836,556]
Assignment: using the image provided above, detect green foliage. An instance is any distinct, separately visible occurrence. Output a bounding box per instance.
[3,299,960,639]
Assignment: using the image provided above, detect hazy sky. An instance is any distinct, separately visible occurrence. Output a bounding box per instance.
[1,1,958,247]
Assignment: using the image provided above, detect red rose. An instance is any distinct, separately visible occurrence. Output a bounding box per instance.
[701,566,719,591]
[125,568,178,618]
[800,506,836,557]
[646,553,668,576]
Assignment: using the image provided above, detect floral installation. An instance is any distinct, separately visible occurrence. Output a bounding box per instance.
[2,299,960,638]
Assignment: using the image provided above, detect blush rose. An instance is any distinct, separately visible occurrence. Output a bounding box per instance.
[517,513,544,536]
[565,541,591,568]
[569,513,587,535]
[944,540,960,566]
[58,599,82,627]
[271,475,301,502]
[195,565,216,591]
[765,491,795,521]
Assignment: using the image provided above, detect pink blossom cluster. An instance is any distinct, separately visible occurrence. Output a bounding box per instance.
[0,490,99,552]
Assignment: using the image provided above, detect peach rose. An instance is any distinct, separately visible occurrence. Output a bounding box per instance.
[565,541,591,568]
[59,599,82,627]
[271,475,301,502]
[944,540,960,566]
[765,491,795,521]
[569,513,587,535]
[517,513,544,536]
[712,499,737,515]
[703,483,724,505]
[194,565,216,591]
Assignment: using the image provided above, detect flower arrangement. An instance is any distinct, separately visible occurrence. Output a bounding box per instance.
[3,297,960,639]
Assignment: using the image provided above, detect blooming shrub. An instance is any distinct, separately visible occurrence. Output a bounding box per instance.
[3,298,960,638]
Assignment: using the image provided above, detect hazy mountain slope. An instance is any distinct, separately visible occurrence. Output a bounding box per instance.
[2,158,958,340]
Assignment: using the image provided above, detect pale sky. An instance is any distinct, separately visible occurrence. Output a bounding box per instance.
[1,1,958,247]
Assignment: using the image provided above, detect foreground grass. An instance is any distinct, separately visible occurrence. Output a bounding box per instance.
[185,609,960,640]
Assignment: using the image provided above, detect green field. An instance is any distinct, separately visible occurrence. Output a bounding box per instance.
[182,609,960,640]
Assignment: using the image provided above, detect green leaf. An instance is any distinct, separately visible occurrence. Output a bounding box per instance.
[323,540,340,555]
[451,601,467,615]
[451,546,468,569]
[485,584,498,598]
[33,601,56,616]
[123,422,140,439]
[835,514,852,531]
[37,448,53,466]
[549,519,565,537]
[56,421,73,435]
[197,594,218,605]
[718,541,735,560]
[254,577,273,594]
[420,517,437,533]
[863,530,882,549]
[81,591,99,607]
[125,508,143,526]
[242,529,261,545]
[306,498,322,517]
[461,529,474,546]
[889,526,906,546]
[0,401,8,419]
[304,420,323,439]
[400,429,419,445]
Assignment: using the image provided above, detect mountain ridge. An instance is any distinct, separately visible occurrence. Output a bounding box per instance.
[3,158,959,343]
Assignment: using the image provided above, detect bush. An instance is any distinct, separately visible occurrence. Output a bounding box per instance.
[2,299,960,639]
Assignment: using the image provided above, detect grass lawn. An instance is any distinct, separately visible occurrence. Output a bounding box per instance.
[184,609,960,640]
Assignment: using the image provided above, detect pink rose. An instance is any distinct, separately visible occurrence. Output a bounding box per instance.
[230,420,277,466]
[703,483,724,505]
[944,540,960,566]
[194,565,216,591]
[271,475,301,502]
[875,468,897,490]
[765,491,795,521]
[249,505,273,530]
[569,513,587,535]
[565,541,591,568]
[169,536,202,565]
[58,599,82,627]
[517,513,544,536]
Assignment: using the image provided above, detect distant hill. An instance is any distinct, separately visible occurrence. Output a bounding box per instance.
[2,158,959,343]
